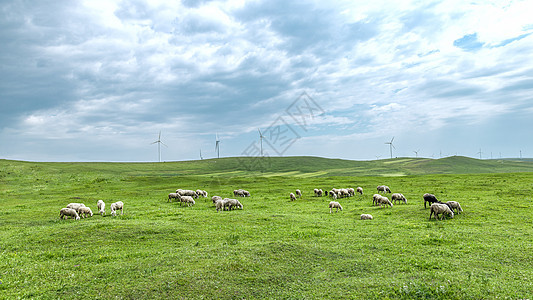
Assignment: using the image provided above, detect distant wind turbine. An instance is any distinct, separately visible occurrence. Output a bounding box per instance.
[375,155,381,160]
[258,129,264,157]
[200,149,203,160]
[413,149,420,158]
[385,137,395,159]
[150,131,167,162]
[477,148,483,159]
[215,133,220,158]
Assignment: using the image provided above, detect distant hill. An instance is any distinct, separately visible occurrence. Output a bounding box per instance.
[2,156,533,178]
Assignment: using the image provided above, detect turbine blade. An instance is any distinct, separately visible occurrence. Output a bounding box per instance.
[161,142,168,147]
[391,137,395,143]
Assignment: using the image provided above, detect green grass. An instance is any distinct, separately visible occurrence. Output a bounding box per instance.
[1,157,533,299]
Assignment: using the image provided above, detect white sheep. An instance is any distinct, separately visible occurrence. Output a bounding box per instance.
[180,196,195,207]
[429,203,454,220]
[195,189,208,198]
[332,193,338,200]
[391,193,407,204]
[110,201,124,216]
[224,198,243,210]
[372,194,381,206]
[445,201,463,214]
[377,185,391,193]
[97,200,106,216]
[295,189,302,197]
[329,201,343,213]
[360,214,373,220]
[314,188,319,196]
[178,189,198,198]
[289,192,296,201]
[212,196,222,204]
[168,193,180,203]
[377,196,393,208]
[347,188,355,197]
[66,203,85,210]
[318,189,323,197]
[356,187,363,195]
[78,206,93,218]
[60,208,80,220]
[243,190,251,197]
[215,199,227,212]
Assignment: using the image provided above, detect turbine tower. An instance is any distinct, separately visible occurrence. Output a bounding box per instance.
[215,133,220,158]
[150,131,167,162]
[477,148,482,159]
[200,149,203,160]
[258,129,264,157]
[385,137,395,159]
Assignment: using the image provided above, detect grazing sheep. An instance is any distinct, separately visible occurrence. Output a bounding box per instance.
[347,188,355,197]
[372,194,381,206]
[196,189,208,198]
[59,208,80,220]
[314,188,319,196]
[429,203,454,220]
[66,203,85,211]
[356,187,363,195]
[215,198,227,212]
[318,189,323,197]
[377,185,391,193]
[339,189,350,198]
[178,189,198,198]
[360,214,373,220]
[377,196,393,208]
[224,198,243,210]
[329,201,343,213]
[110,201,124,216]
[446,201,463,214]
[168,193,180,203]
[295,189,302,198]
[289,192,296,201]
[423,193,439,208]
[96,200,106,216]
[391,193,407,204]
[331,193,338,200]
[212,196,222,204]
[179,196,195,207]
[78,206,93,218]
[243,190,251,197]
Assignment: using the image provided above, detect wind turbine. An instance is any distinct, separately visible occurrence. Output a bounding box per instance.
[258,129,264,157]
[413,149,420,158]
[200,149,203,160]
[477,148,483,159]
[150,131,167,162]
[215,133,220,158]
[375,155,381,160]
[385,137,395,159]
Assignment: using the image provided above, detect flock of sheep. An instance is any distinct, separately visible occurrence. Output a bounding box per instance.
[59,200,124,220]
[164,184,461,221]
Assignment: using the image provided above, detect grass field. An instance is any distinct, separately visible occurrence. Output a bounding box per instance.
[1,157,533,299]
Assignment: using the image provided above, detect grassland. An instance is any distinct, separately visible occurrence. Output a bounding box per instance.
[1,157,533,299]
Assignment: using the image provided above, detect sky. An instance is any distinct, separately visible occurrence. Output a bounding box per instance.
[1,0,532,162]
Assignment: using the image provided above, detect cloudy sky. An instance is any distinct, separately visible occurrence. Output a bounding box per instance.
[1,0,532,162]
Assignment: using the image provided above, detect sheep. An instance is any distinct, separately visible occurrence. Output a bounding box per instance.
[289,192,296,201]
[234,189,250,197]
[339,189,350,198]
[215,198,227,212]
[96,200,106,216]
[429,203,454,220]
[446,201,463,214]
[66,203,85,211]
[356,187,363,195]
[225,198,243,210]
[329,201,343,213]
[243,190,251,197]
[423,193,439,208]
[78,206,93,218]
[377,185,391,193]
[212,195,222,204]
[347,188,355,197]
[178,189,198,198]
[180,196,195,207]
[318,189,323,197]
[196,189,208,198]
[331,193,337,200]
[372,194,381,206]
[391,193,407,204]
[110,201,124,216]
[360,214,373,220]
[377,196,393,208]
[168,193,180,203]
[295,189,302,198]
[314,188,319,196]
[59,208,80,220]
[233,189,241,196]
